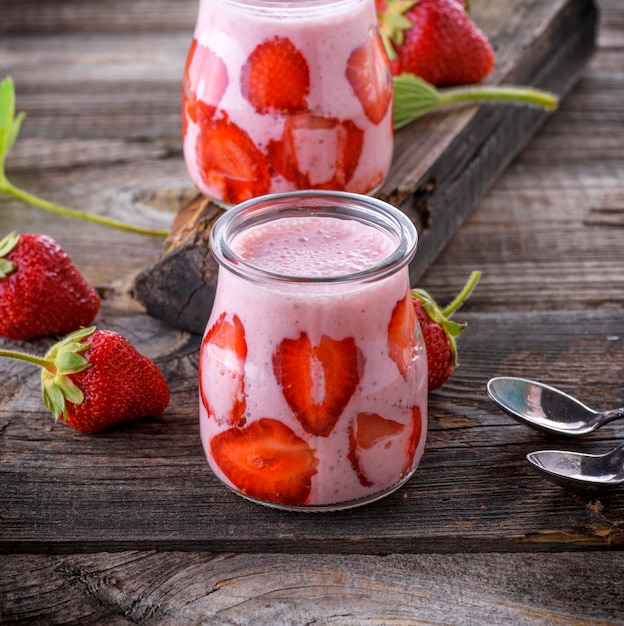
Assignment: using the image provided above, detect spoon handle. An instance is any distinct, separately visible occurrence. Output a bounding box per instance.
[597,406,624,426]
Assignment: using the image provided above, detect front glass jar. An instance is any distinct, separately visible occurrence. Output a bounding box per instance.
[199,191,427,511]
[182,0,393,207]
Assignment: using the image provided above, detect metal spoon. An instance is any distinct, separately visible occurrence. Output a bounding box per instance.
[486,376,624,436]
[526,443,624,489]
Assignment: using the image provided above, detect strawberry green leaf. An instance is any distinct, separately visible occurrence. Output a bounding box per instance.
[377,0,418,60]
[0,77,26,187]
[393,73,559,130]
[445,319,468,338]
[0,326,94,420]
[412,271,481,368]
[53,375,85,408]
[42,381,67,419]
[0,230,19,277]
[54,350,90,374]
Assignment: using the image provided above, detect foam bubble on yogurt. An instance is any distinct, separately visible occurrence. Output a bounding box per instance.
[231,215,397,277]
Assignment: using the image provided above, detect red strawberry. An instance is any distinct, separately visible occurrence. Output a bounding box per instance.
[377,0,495,86]
[182,38,228,134]
[0,326,170,433]
[210,418,319,506]
[412,270,481,390]
[272,333,363,437]
[345,31,393,125]
[267,113,364,190]
[199,312,247,427]
[0,232,100,340]
[241,37,310,115]
[387,290,416,379]
[195,110,271,205]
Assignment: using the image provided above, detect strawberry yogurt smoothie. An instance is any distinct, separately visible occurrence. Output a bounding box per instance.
[183,0,393,207]
[199,191,427,510]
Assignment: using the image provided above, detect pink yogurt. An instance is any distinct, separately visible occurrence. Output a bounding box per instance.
[199,191,427,510]
[183,0,393,206]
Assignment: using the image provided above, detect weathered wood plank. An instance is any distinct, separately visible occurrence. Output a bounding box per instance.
[0,0,198,34]
[1,552,623,625]
[1,0,623,559]
[0,0,623,622]
[2,309,623,555]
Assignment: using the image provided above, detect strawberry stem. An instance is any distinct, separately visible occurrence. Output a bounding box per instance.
[436,85,558,110]
[393,74,558,130]
[0,348,54,372]
[442,270,481,317]
[0,76,169,238]
[1,180,170,238]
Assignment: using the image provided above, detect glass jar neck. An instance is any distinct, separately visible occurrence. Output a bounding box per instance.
[214,0,369,18]
[210,191,417,286]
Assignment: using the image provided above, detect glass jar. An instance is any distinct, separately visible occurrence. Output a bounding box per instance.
[182,0,393,207]
[199,190,427,511]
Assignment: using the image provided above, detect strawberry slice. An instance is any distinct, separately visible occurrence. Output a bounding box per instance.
[348,412,405,486]
[388,291,416,379]
[345,33,393,125]
[267,113,364,190]
[210,418,319,506]
[401,405,424,477]
[352,412,405,449]
[241,36,310,115]
[195,112,271,205]
[348,408,423,487]
[272,333,363,437]
[182,38,228,131]
[200,312,247,426]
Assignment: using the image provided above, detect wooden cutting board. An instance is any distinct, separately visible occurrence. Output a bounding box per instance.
[133,0,597,335]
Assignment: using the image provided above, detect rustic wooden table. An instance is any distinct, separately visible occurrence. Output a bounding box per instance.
[1,0,623,623]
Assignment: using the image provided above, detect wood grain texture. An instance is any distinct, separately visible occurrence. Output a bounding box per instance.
[2,552,623,625]
[0,0,623,623]
[2,309,623,555]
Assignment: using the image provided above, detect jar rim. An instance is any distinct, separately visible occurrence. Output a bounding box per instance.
[210,190,418,285]
[219,0,364,18]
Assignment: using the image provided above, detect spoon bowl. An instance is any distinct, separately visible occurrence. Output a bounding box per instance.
[527,443,624,490]
[486,377,624,436]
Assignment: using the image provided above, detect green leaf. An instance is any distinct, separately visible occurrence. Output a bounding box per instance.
[445,320,468,337]
[393,74,443,129]
[56,376,85,406]
[0,77,23,179]
[8,111,25,155]
[0,230,18,276]
[44,326,96,361]
[393,73,558,130]
[55,350,90,375]
[42,380,66,419]
[0,258,14,277]
[0,231,19,256]
[0,76,15,133]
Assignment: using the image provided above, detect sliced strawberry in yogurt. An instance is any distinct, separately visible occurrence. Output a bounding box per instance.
[267,113,364,190]
[200,312,247,426]
[183,38,228,129]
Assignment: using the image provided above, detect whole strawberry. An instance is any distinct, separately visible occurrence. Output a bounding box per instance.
[0,326,170,433]
[0,231,100,340]
[412,271,480,390]
[377,0,495,86]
